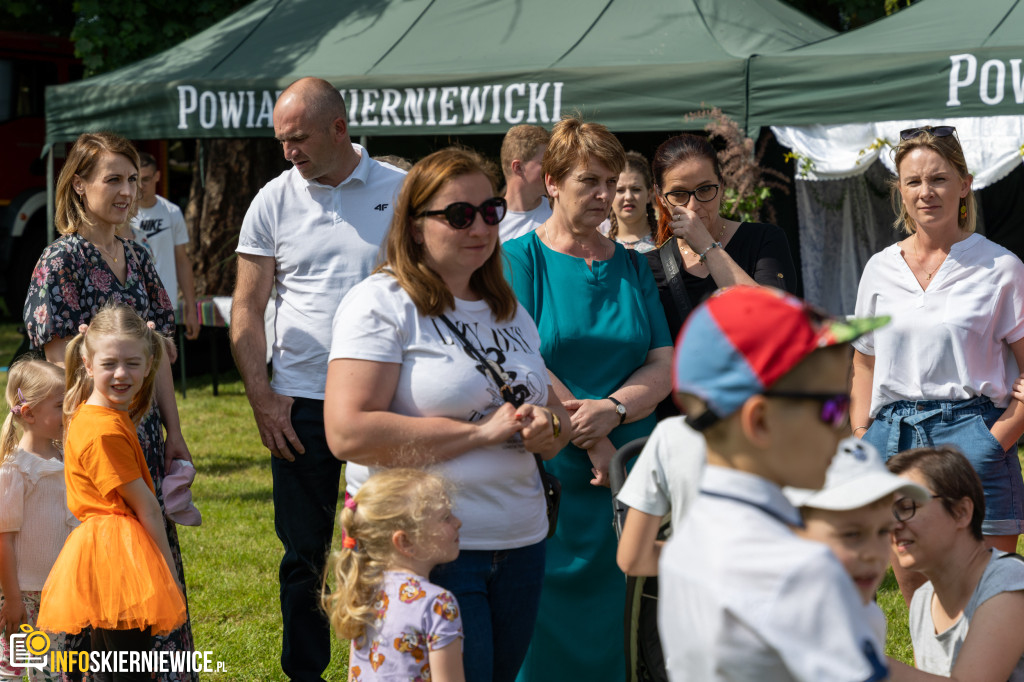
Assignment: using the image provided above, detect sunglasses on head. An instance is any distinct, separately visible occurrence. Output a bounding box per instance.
[417,197,507,229]
[761,391,851,429]
[899,125,957,141]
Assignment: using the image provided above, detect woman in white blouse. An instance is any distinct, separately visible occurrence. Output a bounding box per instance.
[850,125,1024,604]
[324,147,571,682]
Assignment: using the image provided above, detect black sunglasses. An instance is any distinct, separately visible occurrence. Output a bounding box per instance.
[761,391,851,429]
[417,197,507,229]
[899,126,957,141]
[662,184,720,207]
[892,495,943,522]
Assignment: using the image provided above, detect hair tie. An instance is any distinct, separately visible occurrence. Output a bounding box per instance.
[10,388,25,416]
[78,323,89,335]
[342,534,358,550]
[344,496,357,511]
[146,321,156,330]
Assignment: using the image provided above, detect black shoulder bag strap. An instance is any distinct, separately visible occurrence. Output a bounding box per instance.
[659,237,693,323]
[437,313,559,533]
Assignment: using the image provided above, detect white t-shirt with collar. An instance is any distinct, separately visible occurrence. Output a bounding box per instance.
[853,233,1024,417]
[329,273,550,550]
[659,466,888,682]
[237,145,406,400]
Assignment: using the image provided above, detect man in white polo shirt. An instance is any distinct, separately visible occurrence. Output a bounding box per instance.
[231,76,405,682]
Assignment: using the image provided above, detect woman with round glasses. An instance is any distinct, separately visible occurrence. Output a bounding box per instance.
[851,125,1024,605]
[885,446,1024,679]
[325,147,571,682]
[503,117,672,682]
[646,134,797,344]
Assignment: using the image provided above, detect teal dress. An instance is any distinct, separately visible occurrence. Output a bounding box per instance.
[504,232,671,681]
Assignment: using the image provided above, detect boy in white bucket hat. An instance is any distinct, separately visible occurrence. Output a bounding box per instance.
[785,437,930,644]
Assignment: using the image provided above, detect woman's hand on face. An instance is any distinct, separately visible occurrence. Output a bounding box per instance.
[1012,372,1024,404]
[476,402,524,447]
[566,398,618,450]
[517,404,557,454]
[587,438,616,487]
[669,206,714,251]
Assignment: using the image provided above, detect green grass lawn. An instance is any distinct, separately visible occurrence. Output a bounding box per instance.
[1,317,1022,678]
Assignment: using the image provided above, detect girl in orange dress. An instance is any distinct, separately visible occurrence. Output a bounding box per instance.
[37,304,185,681]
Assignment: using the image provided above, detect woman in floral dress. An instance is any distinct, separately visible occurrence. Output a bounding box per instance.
[23,132,197,682]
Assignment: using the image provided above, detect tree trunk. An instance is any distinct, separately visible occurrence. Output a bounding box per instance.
[184,138,288,296]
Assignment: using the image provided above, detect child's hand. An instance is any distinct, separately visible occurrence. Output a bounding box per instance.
[1012,372,1024,404]
[0,593,26,637]
[587,438,616,488]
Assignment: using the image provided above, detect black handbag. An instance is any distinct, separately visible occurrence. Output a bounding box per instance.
[438,314,561,538]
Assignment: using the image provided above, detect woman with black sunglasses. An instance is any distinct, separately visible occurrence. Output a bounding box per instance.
[885,446,1024,680]
[502,117,673,682]
[851,125,1024,605]
[324,147,571,682]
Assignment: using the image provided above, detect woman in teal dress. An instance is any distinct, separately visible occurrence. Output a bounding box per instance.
[504,117,673,681]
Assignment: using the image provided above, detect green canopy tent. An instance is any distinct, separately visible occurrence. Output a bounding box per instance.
[743,0,1024,315]
[45,0,832,143]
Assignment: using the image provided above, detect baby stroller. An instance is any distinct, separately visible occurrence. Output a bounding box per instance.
[610,437,669,682]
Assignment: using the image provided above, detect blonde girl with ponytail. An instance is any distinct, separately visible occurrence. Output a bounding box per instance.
[323,469,465,682]
[0,358,69,680]
[36,304,186,669]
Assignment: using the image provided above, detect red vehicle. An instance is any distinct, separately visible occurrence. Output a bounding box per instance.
[0,32,82,312]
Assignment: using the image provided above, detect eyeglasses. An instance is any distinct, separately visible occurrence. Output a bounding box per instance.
[761,391,851,429]
[892,495,942,522]
[417,197,507,229]
[899,126,957,141]
[662,184,719,207]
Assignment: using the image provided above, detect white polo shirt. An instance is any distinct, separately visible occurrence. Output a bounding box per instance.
[237,145,406,399]
[616,416,705,531]
[659,466,888,682]
[853,233,1024,417]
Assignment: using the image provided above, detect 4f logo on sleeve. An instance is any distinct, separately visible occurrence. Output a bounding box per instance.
[374,203,389,212]
[9,623,50,672]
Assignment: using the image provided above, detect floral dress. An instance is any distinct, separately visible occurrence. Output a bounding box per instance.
[23,233,197,682]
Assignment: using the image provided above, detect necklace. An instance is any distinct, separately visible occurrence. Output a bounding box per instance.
[680,221,727,257]
[911,234,946,280]
[93,239,121,264]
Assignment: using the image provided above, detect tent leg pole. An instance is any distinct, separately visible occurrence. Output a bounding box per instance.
[46,147,55,245]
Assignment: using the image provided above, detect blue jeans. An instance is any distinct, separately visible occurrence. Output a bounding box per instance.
[271,398,343,682]
[430,541,546,682]
[863,396,1024,535]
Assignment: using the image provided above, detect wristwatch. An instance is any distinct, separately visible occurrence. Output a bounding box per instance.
[607,396,627,425]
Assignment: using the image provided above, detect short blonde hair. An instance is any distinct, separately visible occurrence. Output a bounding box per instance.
[55,132,141,235]
[542,116,625,187]
[891,129,976,235]
[500,124,550,178]
[0,358,64,463]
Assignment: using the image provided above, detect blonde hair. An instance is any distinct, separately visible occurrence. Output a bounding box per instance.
[0,358,65,464]
[500,124,550,179]
[63,303,165,428]
[542,115,625,187]
[55,132,141,235]
[322,469,454,640]
[891,129,977,235]
[377,147,517,321]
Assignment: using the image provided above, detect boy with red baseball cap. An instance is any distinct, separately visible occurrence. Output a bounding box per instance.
[658,286,891,681]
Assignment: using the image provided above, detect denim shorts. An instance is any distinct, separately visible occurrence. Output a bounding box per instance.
[863,396,1024,535]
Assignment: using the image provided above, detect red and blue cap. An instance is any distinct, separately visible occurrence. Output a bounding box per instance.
[675,286,888,429]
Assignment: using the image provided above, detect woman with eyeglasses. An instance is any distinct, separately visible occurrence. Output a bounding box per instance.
[646,134,797,346]
[325,147,571,682]
[885,446,1024,680]
[502,117,672,682]
[851,125,1024,606]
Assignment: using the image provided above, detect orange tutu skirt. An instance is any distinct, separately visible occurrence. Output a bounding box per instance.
[37,514,186,636]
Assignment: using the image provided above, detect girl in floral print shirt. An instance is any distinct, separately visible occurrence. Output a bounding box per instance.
[323,469,464,682]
